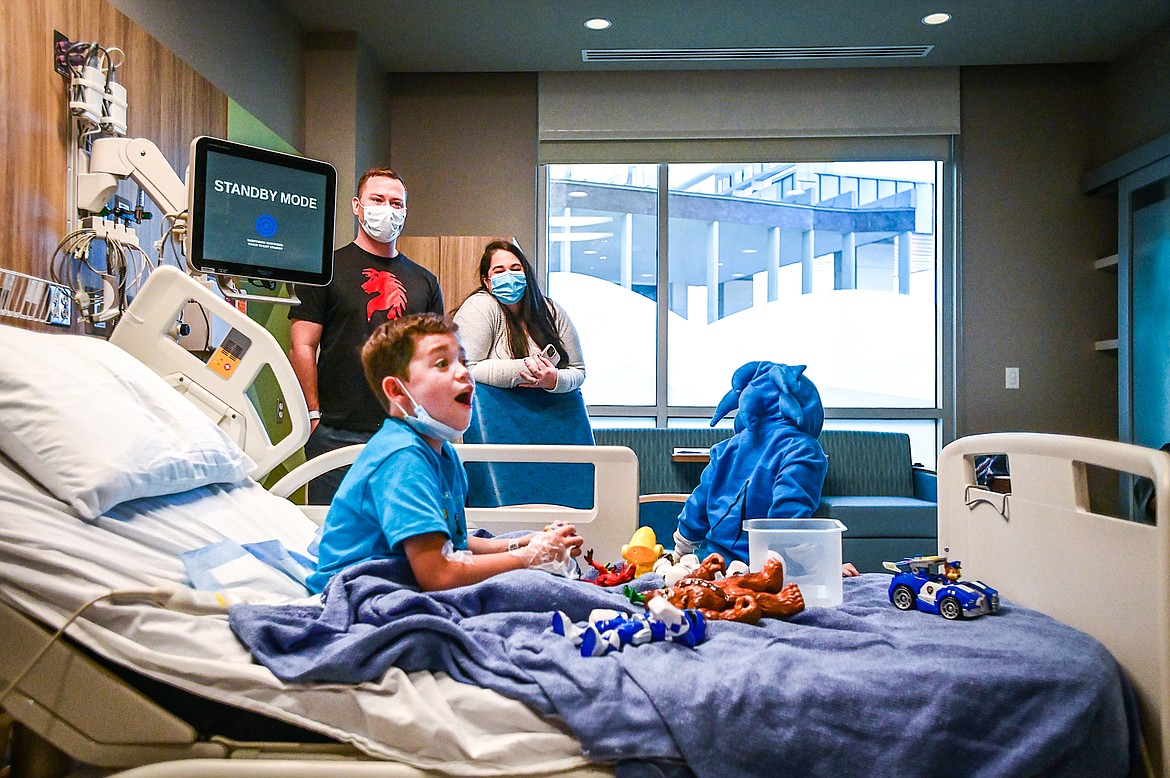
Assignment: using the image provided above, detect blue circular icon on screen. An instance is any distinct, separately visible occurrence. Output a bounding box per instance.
[255,214,278,238]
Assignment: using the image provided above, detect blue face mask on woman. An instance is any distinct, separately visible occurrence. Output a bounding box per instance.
[490,271,527,305]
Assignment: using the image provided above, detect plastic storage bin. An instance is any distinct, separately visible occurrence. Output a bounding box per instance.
[745,518,846,607]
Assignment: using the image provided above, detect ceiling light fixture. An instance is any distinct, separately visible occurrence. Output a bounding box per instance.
[568,190,589,197]
[921,12,952,25]
[584,18,612,30]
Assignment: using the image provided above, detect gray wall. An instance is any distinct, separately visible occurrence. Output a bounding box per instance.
[957,64,1118,438]
[387,73,538,251]
[1099,21,1170,166]
[109,0,304,149]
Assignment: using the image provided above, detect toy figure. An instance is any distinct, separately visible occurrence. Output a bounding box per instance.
[643,551,805,625]
[653,552,700,587]
[621,527,665,577]
[883,555,1000,620]
[551,598,707,657]
[582,549,637,587]
[653,552,749,587]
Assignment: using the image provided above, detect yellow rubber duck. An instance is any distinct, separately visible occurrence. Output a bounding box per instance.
[621,527,665,577]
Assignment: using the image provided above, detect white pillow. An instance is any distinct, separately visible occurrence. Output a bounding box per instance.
[0,324,255,518]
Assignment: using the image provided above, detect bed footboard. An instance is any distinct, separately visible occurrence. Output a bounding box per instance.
[938,432,1169,776]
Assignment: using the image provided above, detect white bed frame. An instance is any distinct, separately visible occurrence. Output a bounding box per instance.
[269,443,639,563]
[937,432,1169,777]
[4,264,1165,775]
[2,432,1162,777]
[110,265,310,480]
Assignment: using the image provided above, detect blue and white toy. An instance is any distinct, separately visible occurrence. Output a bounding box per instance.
[883,555,1000,620]
[551,598,707,657]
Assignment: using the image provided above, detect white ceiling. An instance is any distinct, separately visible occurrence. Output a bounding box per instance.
[273,0,1170,73]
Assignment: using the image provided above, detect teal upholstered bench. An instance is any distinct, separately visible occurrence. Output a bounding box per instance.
[815,431,937,572]
[592,428,937,573]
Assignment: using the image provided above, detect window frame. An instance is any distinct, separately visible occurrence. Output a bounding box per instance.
[537,149,957,456]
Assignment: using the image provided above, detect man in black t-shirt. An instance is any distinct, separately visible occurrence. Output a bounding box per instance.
[288,167,443,504]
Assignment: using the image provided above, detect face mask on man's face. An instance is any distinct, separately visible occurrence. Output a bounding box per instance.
[360,204,406,244]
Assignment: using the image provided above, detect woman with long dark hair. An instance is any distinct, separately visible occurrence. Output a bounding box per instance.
[453,240,585,392]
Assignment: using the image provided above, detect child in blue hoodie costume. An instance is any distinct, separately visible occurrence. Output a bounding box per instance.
[672,361,827,565]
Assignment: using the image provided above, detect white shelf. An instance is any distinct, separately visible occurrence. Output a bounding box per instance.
[1094,254,1119,352]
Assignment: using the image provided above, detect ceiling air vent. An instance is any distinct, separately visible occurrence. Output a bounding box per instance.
[582,45,934,63]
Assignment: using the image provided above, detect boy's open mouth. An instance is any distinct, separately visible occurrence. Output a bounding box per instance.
[455,388,473,406]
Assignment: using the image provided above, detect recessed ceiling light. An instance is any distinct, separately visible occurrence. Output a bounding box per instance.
[584,250,598,255]
[921,12,951,25]
[568,190,589,197]
[584,18,612,30]
[743,248,758,254]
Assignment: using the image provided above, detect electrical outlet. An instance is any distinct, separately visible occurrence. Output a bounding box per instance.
[53,31,73,77]
[1005,367,1020,390]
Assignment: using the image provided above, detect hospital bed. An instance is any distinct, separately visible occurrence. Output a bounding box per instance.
[0,268,1164,776]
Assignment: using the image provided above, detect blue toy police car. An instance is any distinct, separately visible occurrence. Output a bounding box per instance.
[882,555,1000,620]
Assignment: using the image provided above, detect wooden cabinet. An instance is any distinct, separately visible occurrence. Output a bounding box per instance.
[397,236,510,315]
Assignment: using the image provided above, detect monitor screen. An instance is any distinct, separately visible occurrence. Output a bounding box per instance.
[187,137,336,286]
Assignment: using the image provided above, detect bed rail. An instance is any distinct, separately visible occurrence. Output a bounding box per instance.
[271,443,640,563]
[938,432,1169,777]
[110,265,309,480]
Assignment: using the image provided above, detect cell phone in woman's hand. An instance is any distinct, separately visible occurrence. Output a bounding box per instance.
[541,344,560,363]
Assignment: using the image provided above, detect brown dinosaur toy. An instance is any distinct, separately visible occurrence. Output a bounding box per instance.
[643,552,804,624]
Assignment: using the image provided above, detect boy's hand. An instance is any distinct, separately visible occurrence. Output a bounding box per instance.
[512,523,584,572]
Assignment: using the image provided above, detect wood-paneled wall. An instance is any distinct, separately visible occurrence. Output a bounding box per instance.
[0,0,226,332]
[398,235,510,316]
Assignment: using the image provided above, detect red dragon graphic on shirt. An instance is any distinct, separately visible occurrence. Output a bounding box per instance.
[361,268,408,321]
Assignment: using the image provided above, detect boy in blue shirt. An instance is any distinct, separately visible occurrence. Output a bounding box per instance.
[308,313,583,593]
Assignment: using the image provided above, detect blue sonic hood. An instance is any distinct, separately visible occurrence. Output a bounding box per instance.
[710,362,824,438]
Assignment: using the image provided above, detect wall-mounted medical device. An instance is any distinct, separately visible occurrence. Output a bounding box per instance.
[42,33,337,338]
[186,137,336,288]
[76,136,337,290]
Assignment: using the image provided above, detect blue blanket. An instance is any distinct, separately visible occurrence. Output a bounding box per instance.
[230,563,1137,778]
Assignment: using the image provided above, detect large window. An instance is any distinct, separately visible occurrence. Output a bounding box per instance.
[544,161,946,464]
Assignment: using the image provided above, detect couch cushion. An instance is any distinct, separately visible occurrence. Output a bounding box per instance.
[814,495,937,537]
[843,537,939,574]
[594,428,733,495]
[820,431,915,497]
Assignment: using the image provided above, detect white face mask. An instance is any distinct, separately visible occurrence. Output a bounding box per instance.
[393,382,468,443]
[360,204,406,244]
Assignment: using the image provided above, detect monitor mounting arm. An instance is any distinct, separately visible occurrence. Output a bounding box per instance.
[74,136,298,305]
[76,137,187,217]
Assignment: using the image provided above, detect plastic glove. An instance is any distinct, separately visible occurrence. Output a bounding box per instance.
[672,529,699,561]
[511,525,582,576]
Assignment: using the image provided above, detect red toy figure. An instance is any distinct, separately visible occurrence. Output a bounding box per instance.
[583,549,637,587]
[643,552,804,624]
